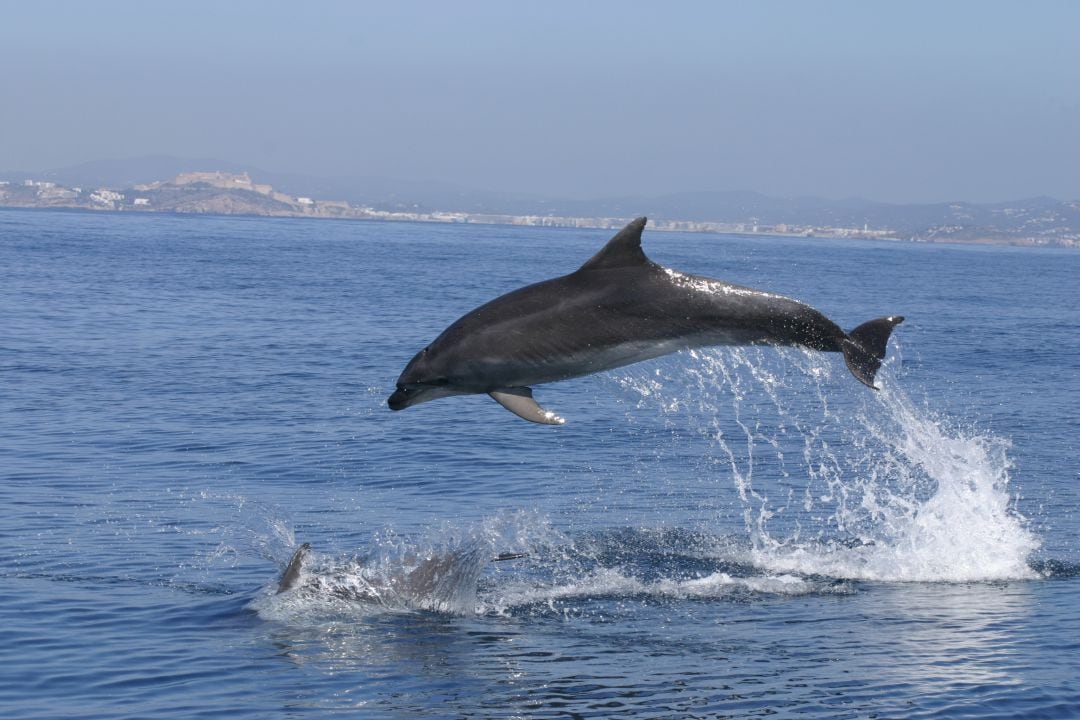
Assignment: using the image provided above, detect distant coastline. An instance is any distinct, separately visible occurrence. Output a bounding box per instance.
[2,170,1077,248]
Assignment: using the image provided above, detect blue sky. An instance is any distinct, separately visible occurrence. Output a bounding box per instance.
[3,1,1078,202]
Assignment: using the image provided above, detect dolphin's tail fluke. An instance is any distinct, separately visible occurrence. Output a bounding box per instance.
[840,316,904,389]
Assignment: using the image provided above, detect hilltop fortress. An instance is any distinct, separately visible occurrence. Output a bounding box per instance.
[126,171,354,216]
[135,171,304,206]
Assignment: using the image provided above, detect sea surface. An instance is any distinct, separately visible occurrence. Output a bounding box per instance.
[1,208,1078,719]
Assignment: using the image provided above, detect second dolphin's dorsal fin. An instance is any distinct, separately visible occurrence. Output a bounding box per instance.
[277,543,311,594]
[577,217,650,272]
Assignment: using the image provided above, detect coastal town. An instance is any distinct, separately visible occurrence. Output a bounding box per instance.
[2,170,1077,247]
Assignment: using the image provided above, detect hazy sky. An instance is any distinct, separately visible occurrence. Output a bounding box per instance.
[3,1,1079,203]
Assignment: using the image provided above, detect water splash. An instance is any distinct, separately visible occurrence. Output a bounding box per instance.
[257,346,1040,625]
[616,347,1040,582]
[168,489,297,582]
[253,510,562,620]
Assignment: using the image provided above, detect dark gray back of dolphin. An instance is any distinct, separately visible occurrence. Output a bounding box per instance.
[388,217,903,424]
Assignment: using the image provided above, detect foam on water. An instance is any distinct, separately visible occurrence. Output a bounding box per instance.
[617,346,1040,583]
[474,524,849,616]
[481,567,835,618]
[252,510,566,621]
[251,508,837,621]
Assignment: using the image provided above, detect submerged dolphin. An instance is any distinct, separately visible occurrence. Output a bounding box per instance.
[275,543,527,598]
[388,217,903,424]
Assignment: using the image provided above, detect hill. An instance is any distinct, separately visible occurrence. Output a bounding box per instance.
[3,156,1078,246]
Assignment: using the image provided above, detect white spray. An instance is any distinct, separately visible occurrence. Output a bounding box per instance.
[617,346,1039,582]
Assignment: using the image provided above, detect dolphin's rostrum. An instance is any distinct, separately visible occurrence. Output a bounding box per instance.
[388,218,903,424]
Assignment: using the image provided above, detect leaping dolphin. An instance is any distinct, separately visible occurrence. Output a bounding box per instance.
[388,217,903,424]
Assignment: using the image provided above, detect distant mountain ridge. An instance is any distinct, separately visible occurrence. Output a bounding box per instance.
[572,191,1079,239]
[3,155,1078,246]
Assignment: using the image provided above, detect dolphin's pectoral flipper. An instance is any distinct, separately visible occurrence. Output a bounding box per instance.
[489,387,566,425]
[277,542,311,594]
[841,316,905,388]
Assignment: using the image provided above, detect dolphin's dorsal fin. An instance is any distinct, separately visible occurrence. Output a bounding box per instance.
[489,387,566,425]
[577,217,650,272]
[277,543,311,594]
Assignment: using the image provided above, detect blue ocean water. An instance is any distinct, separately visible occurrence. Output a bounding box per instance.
[1,208,1077,719]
